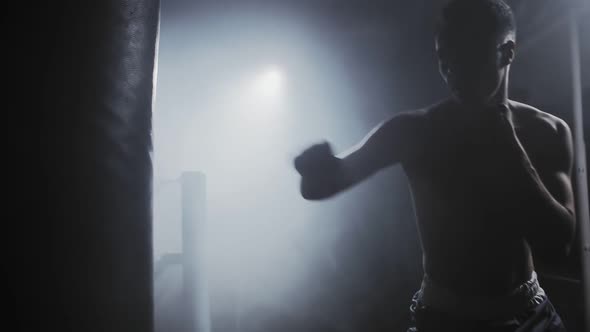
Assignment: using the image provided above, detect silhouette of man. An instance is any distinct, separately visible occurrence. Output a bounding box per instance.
[294,1,574,331]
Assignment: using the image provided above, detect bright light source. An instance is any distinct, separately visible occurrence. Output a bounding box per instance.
[254,67,283,99]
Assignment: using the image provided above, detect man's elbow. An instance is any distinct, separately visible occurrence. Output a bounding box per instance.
[559,211,576,256]
[531,218,576,262]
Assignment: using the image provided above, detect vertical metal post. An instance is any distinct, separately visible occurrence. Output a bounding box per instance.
[569,11,590,332]
[181,172,211,332]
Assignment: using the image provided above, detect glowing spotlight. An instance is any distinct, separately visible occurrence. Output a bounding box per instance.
[254,67,283,99]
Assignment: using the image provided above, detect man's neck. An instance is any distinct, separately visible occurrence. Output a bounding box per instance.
[456,75,510,112]
[490,76,509,107]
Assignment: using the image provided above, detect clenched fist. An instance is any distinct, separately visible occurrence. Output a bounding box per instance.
[294,141,339,177]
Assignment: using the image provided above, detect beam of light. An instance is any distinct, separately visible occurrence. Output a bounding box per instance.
[254,66,284,100]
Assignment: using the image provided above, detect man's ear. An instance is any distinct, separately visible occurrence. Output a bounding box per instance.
[500,40,516,66]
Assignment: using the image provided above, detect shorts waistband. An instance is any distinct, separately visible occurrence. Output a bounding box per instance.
[416,271,546,320]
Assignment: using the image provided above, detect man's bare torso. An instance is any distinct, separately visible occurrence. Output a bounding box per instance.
[401,99,564,296]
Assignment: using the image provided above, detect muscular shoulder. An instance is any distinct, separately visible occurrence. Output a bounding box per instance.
[383,100,447,129]
[377,106,429,140]
[374,101,447,162]
[384,107,429,125]
[509,100,573,170]
[509,100,570,136]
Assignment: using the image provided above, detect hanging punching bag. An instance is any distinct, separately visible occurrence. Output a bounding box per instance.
[18,1,160,331]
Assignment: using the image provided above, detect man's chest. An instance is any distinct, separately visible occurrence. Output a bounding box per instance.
[408,123,553,188]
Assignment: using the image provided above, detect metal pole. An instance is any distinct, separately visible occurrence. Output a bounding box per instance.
[181,172,211,332]
[569,11,590,332]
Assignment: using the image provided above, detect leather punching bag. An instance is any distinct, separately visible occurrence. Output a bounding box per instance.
[20,1,160,331]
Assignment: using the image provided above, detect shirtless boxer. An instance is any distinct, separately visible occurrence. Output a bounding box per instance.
[294,1,575,331]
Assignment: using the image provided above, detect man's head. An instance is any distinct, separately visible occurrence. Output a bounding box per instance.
[436,0,516,106]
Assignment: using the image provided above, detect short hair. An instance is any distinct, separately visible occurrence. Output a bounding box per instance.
[436,0,517,43]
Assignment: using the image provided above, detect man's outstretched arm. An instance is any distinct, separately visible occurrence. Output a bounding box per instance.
[295,111,423,200]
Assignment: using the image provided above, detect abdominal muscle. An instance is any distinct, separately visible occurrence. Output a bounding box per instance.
[413,195,535,297]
